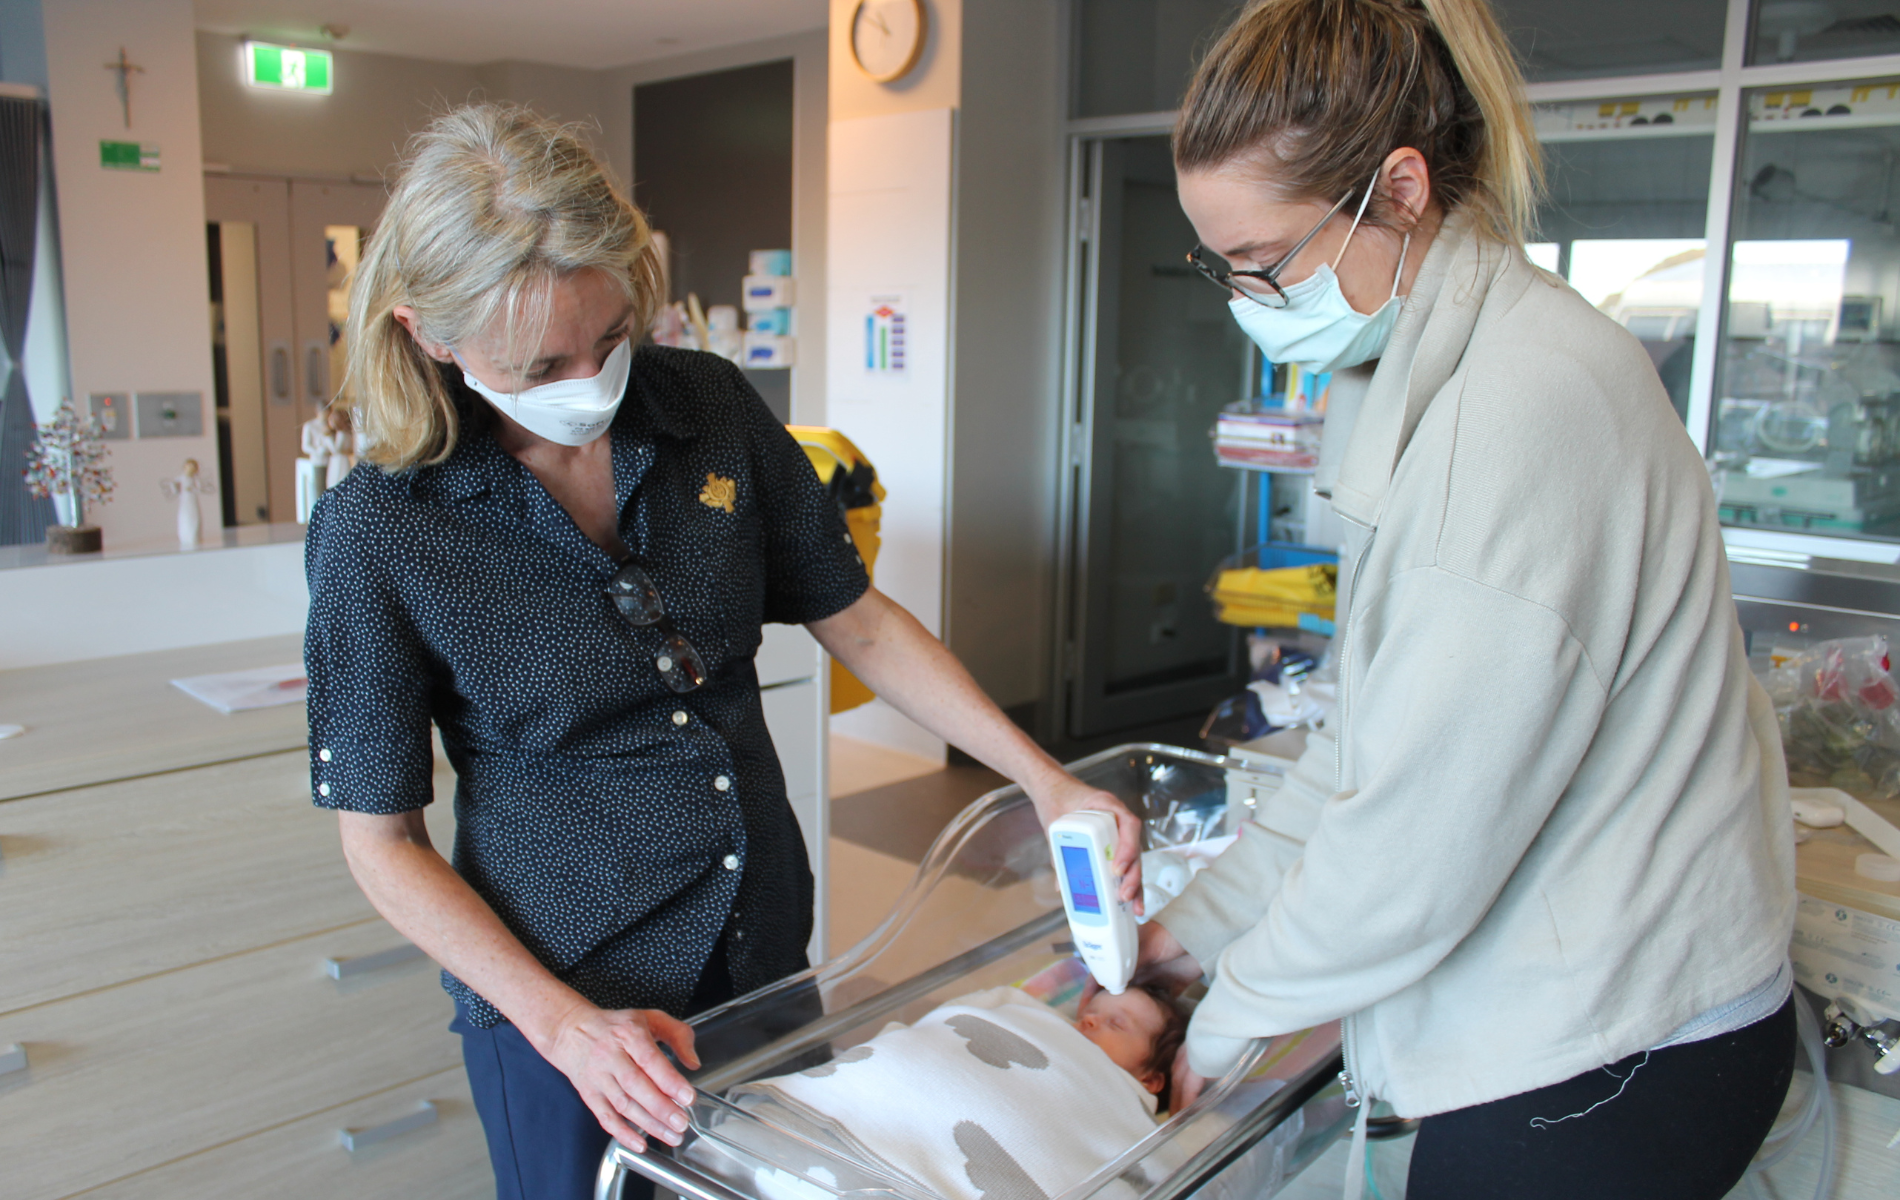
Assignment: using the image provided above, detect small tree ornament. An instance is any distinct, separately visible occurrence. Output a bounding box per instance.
[24,398,115,554]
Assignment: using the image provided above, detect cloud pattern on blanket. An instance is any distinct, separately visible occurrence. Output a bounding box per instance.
[731,987,1168,1200]
[799,1045,874,1078]
[955,1120,1048,1200]
[945,1015,1049,1071]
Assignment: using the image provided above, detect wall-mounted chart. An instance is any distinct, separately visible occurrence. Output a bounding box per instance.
[866,294,907,373]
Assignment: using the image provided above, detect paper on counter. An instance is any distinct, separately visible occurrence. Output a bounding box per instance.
[171,663,307,713]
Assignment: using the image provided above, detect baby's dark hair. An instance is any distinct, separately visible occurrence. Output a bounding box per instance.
[1137,982,1191,1114]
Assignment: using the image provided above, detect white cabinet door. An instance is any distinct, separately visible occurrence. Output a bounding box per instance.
[0,751,459,1013]
[0,752,367,1011]
[0,920,460,1200]
[76,1068,491,1200]
[761,671,828,962]
[756,623,822,688]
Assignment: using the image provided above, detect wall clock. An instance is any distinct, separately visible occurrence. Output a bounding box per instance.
[850,0,928,84]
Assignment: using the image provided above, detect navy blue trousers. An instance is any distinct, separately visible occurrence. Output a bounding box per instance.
[455,948,737,1200]
[1407,997,1797,1200]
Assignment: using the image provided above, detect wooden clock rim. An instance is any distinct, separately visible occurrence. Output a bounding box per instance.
[851,0,929,84]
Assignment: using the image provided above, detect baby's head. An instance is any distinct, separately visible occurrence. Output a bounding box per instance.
[1075,982,1189,1108]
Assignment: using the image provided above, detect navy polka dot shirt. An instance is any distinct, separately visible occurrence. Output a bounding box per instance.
[304,346,869,1028]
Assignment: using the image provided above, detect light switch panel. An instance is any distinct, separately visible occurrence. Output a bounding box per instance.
[134,391,204,438]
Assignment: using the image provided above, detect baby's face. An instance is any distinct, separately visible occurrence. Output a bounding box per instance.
[1075,987,1169,1091]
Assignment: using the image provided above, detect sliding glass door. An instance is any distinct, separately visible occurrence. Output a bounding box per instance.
[1062,135,1254,738]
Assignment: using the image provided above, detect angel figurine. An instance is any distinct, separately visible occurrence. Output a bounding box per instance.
[162,458,216,548]
[297,403,356,522]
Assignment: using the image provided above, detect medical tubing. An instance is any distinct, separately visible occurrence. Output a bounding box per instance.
[1364,1135,1388,1200]
[1744,989,1835,1200]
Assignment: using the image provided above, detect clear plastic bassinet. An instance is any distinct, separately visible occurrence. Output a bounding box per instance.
[595,745,1351,1200]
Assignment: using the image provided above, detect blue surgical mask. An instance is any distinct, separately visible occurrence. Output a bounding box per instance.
[1228,174,1410,375]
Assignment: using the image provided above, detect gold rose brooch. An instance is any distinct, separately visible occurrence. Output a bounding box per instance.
[699,472,736,514]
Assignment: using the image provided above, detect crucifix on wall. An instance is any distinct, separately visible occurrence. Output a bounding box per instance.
[102,47,143,129]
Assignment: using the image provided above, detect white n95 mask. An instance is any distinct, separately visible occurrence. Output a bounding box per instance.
[458,337,633,446]
[1228,171,1410,375]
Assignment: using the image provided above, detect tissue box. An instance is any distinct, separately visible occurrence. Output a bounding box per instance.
[748,249,792,277]
[743,332,795,369]
[742,275,795,311]
[748,307,792,335]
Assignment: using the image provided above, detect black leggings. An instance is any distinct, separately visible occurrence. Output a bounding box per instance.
[1406,997,1797,1200]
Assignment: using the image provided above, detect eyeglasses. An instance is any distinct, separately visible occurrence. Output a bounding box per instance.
[604,562,708,693]
[1187,187,1359,310]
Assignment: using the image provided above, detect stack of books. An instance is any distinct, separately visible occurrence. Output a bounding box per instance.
[1213,404,1324,472]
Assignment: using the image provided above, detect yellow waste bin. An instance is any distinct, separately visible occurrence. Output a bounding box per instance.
[788,426,884,714]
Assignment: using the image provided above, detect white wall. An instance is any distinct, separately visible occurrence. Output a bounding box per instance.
[827,0,961,121]
[947,0,1067,720]
[822,0,1068,750]
[42,0,220,550]
[196,33,632,183]
[822,0,961,761]
[826,108,955,760]
[196,32,487,179]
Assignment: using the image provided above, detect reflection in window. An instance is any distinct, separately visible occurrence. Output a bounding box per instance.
[1534,97,1716,421]
[1494,0,1726,82]
[1714,85,1900,539]
[1072,0,1244,119]
[1752,1,1900,66]
[1573,239,1709,362]
[324,225,361,410]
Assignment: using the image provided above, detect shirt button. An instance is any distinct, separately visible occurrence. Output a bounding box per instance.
[714,775,731,792]
[317,782,331,797]
[318,748,332,762]
[723,854,739,870]
[672,711,689,726]
[733,928,745,941]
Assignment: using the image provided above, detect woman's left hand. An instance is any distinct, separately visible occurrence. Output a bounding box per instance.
[1027,771,1145,911]
[1170,1045,1211,1111]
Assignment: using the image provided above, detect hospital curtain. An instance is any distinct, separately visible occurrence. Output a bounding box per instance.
[0,94,55,545]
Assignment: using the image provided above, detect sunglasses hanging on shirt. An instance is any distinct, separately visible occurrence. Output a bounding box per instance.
[604,562,708,693]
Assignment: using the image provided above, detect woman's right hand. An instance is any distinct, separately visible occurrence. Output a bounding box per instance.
[542,1003,702,1150]
[1134,920,1204,995]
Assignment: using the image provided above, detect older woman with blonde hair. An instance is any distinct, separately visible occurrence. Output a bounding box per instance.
[304,104,1141,1199]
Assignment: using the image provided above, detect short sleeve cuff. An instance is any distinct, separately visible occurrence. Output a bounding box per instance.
[766,566,870,627]
[308,737,433,813]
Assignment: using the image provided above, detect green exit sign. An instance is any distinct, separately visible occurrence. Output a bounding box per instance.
[243,41,333,94]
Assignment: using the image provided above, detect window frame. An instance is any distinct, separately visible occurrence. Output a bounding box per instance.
[1064,0,1900,563]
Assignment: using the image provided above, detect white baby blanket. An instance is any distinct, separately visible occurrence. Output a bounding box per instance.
[733,986,1165,1200]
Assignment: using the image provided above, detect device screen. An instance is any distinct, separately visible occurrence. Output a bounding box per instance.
[1061,844,1101,914]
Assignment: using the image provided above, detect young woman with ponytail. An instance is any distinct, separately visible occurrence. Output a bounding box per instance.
[1135,3,1797,1195]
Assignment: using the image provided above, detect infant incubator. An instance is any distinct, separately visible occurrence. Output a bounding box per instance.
[594,745,1353,1200]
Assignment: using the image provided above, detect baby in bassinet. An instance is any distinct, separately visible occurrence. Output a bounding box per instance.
[731,982,1190,1200]
[1073,981,1190,1105]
